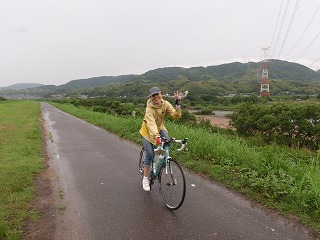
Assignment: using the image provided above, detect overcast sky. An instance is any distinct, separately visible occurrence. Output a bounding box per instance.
[1,0,320,87]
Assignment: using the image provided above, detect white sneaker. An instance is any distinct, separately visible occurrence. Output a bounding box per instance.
[142,177,150,191]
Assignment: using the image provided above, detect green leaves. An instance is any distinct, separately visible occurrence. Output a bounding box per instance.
[231,103,320,150]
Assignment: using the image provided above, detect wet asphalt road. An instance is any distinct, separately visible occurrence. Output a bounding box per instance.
[41,103,318,240]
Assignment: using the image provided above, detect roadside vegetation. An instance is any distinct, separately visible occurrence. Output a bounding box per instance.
[232,102,320,150]
[0,101,43,239]
[51,100,320,232]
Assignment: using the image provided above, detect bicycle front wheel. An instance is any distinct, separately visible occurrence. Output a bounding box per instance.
[159,159,186,210]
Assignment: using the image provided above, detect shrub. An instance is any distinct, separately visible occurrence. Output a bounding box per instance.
[231,103,320,150]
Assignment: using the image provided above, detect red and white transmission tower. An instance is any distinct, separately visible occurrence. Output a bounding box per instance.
[259,47,270,97]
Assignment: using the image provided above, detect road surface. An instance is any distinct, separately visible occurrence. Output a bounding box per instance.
[40,103,318,240]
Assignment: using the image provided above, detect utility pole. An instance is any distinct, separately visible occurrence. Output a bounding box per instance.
[260,47,270,97]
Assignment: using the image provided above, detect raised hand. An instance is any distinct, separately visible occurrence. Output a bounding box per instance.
[174,91,181,108]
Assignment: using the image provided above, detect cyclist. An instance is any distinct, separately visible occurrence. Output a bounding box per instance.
[139,87,182,191]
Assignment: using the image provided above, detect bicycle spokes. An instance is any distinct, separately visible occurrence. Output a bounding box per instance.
[159,159,186,210]
[165,162,178,186]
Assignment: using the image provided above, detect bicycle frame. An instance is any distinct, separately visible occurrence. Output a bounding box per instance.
[151,137,187,179]
[152,143,170,178]
[139,137,187,210]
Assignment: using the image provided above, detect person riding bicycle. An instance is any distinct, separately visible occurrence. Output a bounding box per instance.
[139,87,182,191]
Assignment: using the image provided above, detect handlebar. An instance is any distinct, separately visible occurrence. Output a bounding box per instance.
[154,137,188,152]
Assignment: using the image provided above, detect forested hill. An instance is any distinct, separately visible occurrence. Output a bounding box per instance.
[54,59,320,97]
[0,83,44,90]
[141,60,320,83]
[1,60,320,97]
[46,59,320,90]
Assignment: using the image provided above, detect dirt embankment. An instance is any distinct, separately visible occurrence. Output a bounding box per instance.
[196,115,231,129]
[22,112,57,240]
[193,110,233,129]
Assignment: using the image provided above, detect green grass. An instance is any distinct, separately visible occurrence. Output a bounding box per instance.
[0,101,44,239]
[51,102,320,232]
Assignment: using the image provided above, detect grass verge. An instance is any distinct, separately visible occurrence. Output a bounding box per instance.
[51,102,320,233]
[0,101,44,239]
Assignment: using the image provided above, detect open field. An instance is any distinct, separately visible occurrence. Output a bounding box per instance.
[0,101,44,239]
[188,110,232,129]
[196,115,231,128]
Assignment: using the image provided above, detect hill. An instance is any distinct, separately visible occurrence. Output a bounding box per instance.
[1,83,44,90]
[1,60,320,98]
[64,59,320,97]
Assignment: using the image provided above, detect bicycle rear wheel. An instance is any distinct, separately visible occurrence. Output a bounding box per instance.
[158,159,186,210]
[139,148,145,180]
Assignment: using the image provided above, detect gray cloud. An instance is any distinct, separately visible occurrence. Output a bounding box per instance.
[8,26,33,34]
[0,0,319,87]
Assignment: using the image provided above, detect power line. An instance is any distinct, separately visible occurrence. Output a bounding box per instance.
[284,3,320,58]
[309,56,320,69]
[269,60,282,80]
[295,30,320,61]
[270,0,284,51]
[268,1,320,69]
[270,0,291,59]
[277,0,300,58]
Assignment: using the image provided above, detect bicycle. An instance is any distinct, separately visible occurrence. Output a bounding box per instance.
[139,137,188,210]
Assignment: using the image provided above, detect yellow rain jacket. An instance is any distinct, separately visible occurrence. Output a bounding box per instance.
[139,98,181,144]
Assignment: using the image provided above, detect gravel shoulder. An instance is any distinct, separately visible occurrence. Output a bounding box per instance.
[22,113,57,240]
